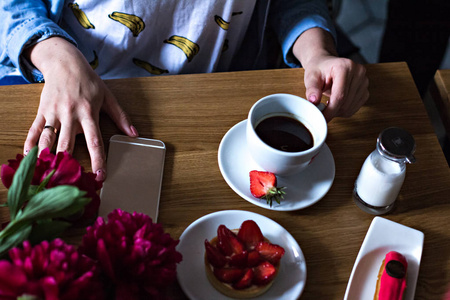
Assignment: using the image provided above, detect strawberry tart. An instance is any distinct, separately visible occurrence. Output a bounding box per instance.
[204,220,285,298]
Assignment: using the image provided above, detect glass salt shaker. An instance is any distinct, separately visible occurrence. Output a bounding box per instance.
[353,127,416,215]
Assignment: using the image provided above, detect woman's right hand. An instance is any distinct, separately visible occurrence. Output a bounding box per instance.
[23,37,138,181]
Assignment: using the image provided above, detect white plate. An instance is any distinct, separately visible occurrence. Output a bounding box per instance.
[218,120,335,211]
[176,210,306,300]
[344,217,424,300]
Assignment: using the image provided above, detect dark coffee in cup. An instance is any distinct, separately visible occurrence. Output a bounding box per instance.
[247,94,327,175]
[255,115,313,152]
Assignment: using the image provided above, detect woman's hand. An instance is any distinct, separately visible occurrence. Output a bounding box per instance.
[293,28,369,121]
[23,37,138,181]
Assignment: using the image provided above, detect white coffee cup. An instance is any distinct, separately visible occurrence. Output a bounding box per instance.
[246,93,327,175]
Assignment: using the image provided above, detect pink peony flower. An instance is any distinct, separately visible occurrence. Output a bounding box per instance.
[1,148,102,223]
[0,239,104,300]
[79,209,183,300]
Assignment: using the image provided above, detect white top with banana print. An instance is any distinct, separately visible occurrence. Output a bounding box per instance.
[61,0,257,79]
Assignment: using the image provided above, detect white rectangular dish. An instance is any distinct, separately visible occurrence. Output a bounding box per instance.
[344,216,424,300]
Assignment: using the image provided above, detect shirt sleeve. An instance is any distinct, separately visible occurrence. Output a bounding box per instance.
[268,0,337,68]
[0,0,76,82]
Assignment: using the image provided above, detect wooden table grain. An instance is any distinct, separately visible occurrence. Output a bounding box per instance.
[433,69,450,129]
[0,62,449,299]
[429,69,450,165]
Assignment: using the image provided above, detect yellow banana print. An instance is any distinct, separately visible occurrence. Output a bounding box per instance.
[222,39,229,53]
[133,58,168,75]
[108,12,145,37]
[89,51,98,70]
[214,15,229,30]
[164,35,200,62]
[69,3,95,29]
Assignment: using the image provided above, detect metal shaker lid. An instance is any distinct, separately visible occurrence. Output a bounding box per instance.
[377,127,416,163]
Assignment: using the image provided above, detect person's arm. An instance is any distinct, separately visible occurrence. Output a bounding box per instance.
[268,0,337,68]
[23,37,138,181]
[293,27,369,121]
[1,1,138,181]
[268,0,369,121]
[0,0,75,82]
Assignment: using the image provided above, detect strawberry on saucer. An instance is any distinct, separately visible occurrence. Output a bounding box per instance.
[249,170,285,207]
[218,120,335,211]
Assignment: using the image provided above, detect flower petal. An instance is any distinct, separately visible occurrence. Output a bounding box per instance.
[48,154,81,187]
[4,239,104,299]
[1,164,17,189]
[40,276,59,300]
[79,209,182,298]
[0,261,27,296]
[97,239,115,280]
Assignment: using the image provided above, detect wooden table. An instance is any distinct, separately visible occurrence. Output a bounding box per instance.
[433,69,450,130]
[428,69,450,165]
[0,62,449,299]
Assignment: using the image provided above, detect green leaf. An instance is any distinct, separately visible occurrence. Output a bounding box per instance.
[28,219,71,244]
[20,185,90,221]
[7,146,38,220]
[0,217,33,240]
[18,295,41,300]
[36,169,55,193]
[0,186,90,241]
[27,185,40,199]
[0,224,32,258]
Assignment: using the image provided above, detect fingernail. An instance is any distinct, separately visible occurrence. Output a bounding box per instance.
[130,125,139,137]
[95,169,106,182]
[309,95,317,103]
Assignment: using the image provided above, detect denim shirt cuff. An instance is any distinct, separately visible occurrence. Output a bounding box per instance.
[7,18,76,83]
[282,15,337,68]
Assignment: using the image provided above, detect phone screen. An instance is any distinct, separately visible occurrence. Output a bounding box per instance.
[99,135,165,222]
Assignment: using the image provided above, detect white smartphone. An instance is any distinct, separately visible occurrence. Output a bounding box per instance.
[99,135,166,222]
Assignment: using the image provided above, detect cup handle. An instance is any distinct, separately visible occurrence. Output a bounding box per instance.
[317,102,326,112]
[310,102,325,166]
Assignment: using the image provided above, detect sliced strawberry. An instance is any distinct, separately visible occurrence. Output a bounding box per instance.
[250,170,276,198]
[255,241,285,265]
[237,220,264,250]
[204,239,227,268]
[253,261,277,286]
[229,250,248,268]
[247,250,261,267]
[217,224,244,257]
[213,267,245,283]
[233,268,254,290]
[249,170,285,207]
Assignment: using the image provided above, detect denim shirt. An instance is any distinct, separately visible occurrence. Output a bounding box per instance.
[0,0,77,82]
[0,0,335,83]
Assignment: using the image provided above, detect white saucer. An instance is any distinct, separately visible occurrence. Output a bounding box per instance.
[176,210,306,300]
[344,217,424,300]
[218,120,335,211]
